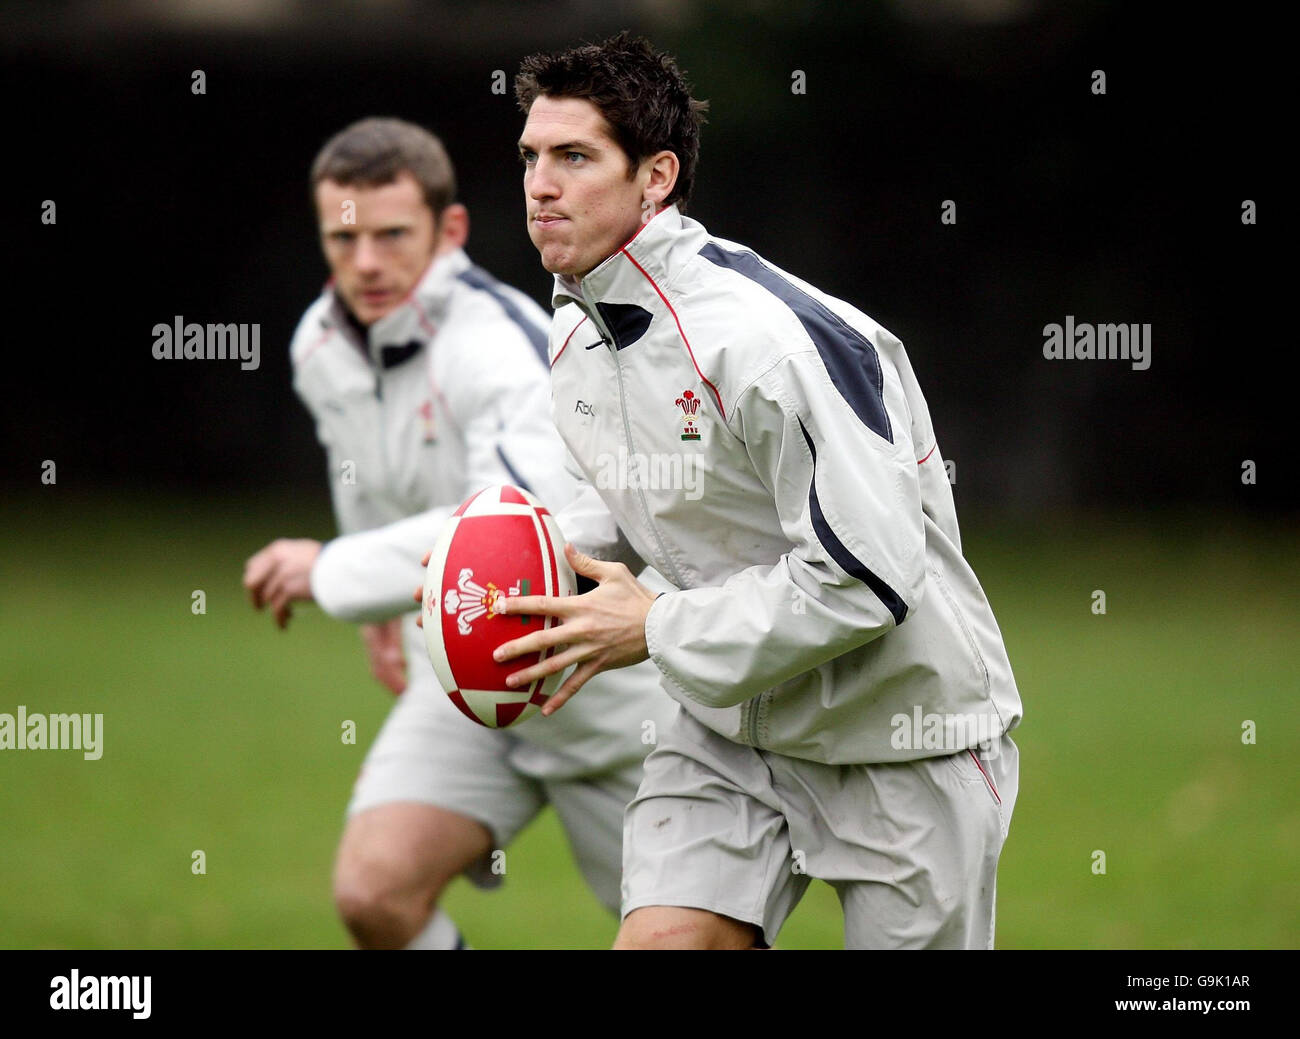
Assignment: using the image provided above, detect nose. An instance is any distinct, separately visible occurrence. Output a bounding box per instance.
[354,233,382,273]
[527,155,559,202]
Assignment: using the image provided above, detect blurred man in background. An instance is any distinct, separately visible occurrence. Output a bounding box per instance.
[243,117,674,949]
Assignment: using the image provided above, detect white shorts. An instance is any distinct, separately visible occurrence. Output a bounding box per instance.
[621,710,1019,947]
[347,672,647,915]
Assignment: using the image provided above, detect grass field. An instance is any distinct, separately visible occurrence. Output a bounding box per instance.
[2,493,1296,949]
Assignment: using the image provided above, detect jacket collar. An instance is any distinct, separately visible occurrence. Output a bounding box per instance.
[330,247,472,367]
[550,204,708,314]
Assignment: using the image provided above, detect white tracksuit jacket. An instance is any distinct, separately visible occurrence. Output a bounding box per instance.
[548,206,1022,766]
[289,247,672,776]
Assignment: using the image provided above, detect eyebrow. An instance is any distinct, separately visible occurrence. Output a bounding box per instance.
[517,138,603,154]
[323,219,413,233]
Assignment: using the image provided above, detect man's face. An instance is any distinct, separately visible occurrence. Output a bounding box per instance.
[315,171,437,325]
[519,96,649,279]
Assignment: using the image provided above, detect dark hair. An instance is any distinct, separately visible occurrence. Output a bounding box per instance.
[515,32,708,210]
[310,117,456,215]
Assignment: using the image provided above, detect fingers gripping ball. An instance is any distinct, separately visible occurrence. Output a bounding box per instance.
[423,485,576,727]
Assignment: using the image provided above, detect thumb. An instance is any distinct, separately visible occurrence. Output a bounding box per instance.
[564,541,605,580]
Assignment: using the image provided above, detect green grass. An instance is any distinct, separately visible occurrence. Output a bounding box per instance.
[1,494,1296,948]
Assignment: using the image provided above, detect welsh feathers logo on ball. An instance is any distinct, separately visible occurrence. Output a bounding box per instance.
[422,484,576,728]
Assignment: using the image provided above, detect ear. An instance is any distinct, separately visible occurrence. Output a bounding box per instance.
[642,151,680,208]
[435,203,470,253]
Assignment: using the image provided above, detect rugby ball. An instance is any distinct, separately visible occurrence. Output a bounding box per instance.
[422,484,575,728]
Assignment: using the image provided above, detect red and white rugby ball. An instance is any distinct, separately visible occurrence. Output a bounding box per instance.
[422,484,575,728]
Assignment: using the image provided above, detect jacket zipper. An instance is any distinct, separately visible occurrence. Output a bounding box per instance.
[580,289,688,592]
[576,287,743,738]
[368,338,387,489]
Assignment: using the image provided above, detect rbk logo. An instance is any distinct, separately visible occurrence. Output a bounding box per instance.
[574,400,596,416]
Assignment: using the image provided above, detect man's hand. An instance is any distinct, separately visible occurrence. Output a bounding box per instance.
[243,538,323,629]
[361,619,408,695]
[491,543,657,716]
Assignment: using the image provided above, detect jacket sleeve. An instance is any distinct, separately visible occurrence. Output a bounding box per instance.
[310,507,453,623]
[643,346,926,709]
[309,327,573,624]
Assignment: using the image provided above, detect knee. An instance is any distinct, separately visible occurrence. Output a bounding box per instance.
[615,907,761,950]
[331,803,490,947]
[332,849,442,949]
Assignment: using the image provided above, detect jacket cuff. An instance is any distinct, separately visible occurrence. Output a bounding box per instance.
[311,539,384,622]
[309,539,344,618]
[644,591,712,709]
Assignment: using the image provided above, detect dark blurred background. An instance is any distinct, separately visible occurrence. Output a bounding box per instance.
[3,0,1287,513]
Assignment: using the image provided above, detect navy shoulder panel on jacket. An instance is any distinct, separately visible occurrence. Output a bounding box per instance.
[698,242,892,445]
